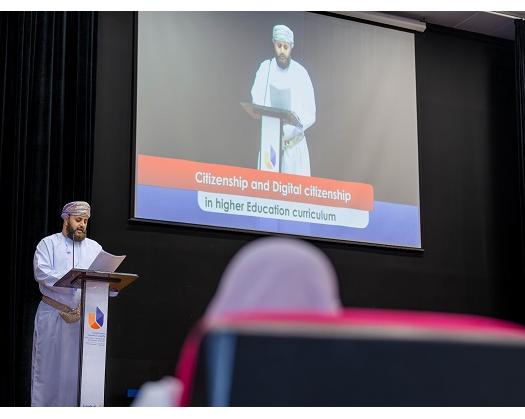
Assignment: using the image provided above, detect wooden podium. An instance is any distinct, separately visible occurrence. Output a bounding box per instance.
[241,102,302,173]
[54,269,138,406]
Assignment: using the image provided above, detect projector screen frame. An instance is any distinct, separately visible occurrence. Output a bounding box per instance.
[128,11,425,253]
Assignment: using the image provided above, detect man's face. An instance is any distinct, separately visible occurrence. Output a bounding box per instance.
[273,41,292,69]
[66,216,88,241]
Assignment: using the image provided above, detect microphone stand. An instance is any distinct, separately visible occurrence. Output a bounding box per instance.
[72,228,75,270]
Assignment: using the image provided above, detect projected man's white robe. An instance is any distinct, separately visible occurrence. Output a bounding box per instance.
[31,233,102,406]
[251,57,316,176]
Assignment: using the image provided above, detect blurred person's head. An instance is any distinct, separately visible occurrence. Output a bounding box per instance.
[205,237,341,320]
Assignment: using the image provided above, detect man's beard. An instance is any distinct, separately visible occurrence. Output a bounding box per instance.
[276,54,291,69]
[66,223,86,242]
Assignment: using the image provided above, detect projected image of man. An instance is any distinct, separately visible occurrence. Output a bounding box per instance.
[251,24,316,176]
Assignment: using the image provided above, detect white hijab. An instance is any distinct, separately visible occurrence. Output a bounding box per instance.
[205,237,341,320]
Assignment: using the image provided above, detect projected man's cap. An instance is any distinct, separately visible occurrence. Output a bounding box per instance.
[273,24,294,47]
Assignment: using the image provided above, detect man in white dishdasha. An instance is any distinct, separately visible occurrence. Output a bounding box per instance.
[251,24,316,176]
[31,201,103,406]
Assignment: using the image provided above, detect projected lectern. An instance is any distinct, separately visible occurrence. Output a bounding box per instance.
[241,102,302,173]
[54,269,138,407]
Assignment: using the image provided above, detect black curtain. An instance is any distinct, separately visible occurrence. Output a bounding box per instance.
[0,12,97,406]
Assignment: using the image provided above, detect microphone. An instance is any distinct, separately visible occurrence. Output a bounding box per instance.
[263,57,272,106]
[257,58,273,172]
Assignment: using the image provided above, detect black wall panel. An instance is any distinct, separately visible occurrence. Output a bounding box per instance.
[92,13,522,405]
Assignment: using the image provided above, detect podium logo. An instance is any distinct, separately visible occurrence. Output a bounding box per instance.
[264,146,277,169]
[88,307,104,329]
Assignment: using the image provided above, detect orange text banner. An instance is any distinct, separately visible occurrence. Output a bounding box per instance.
[137,154,374,211]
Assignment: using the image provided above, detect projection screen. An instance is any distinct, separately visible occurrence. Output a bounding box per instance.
[133,11,422,249]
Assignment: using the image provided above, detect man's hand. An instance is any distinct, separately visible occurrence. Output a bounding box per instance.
[282,125,305,150]
[282,125,302,142]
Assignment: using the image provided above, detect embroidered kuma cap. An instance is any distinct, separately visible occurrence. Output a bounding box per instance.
[61,201,91,220]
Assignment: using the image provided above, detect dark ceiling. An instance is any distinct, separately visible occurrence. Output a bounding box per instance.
[387,11,525,40]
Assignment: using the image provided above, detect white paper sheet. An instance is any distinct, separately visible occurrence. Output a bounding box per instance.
[88,250,126,273]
